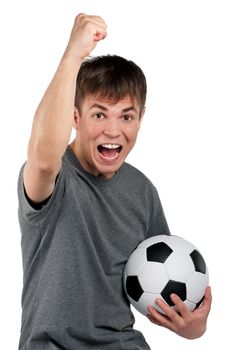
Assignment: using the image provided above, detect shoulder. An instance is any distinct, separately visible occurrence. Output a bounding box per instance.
[120,162,159,202]
[122,162,157,190]
[17,159,70,222]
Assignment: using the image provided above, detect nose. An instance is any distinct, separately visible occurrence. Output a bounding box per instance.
[103,119,121,138]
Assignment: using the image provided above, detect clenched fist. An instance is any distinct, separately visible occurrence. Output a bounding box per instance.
[65,13,107,60]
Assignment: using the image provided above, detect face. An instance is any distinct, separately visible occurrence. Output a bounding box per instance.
[71,95,145,179]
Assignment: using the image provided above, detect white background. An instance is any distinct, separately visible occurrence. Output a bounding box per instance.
[0,0,231,348]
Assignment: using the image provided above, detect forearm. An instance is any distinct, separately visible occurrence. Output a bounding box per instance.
[27,13,107,171]
[28,51,82,169]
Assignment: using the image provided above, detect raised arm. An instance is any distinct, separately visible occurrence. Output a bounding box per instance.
[23,14,107,203]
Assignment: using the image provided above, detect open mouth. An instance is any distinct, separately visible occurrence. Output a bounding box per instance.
[97,143,123,160]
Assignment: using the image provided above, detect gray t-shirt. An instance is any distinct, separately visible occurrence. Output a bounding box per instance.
[18,146,170,350]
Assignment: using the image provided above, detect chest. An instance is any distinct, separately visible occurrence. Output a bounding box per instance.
[60,179,148,273]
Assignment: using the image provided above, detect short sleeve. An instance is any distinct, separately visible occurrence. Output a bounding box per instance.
[146,183,171,238]
[17,162,66,225]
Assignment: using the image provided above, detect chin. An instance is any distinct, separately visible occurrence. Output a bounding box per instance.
[93,151,126,175]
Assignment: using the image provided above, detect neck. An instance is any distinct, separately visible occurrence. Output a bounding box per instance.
[69,140,115,179]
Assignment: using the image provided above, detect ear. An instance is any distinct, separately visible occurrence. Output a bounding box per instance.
[73,107,80,131]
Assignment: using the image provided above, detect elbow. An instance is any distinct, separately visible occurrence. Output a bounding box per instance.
[27,142,61,175]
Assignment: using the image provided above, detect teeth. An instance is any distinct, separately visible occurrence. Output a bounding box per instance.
[101,144,121,149]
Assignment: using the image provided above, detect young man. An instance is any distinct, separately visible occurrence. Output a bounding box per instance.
[18,14,212,350]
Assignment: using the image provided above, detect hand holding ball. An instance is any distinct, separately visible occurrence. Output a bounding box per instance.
[123,235,209,315]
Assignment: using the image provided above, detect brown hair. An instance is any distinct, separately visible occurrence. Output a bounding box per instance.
[75,55,147,116]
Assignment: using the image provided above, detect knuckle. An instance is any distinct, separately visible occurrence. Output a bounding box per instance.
[75,13,83,22]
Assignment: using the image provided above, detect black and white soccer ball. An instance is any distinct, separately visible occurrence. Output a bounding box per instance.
[123,235,209,315]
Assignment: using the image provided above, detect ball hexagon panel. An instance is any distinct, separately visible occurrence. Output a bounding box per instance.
[138,261,169,293]
[186,270,209,303]
[124,248,146,276]
[183,299,197,312]
[138,292,164,315]
[165,251,195,282]
[163,235,196,254]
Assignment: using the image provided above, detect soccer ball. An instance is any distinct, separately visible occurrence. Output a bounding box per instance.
[123,235,209,315]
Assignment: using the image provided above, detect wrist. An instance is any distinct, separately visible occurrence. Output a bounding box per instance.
[60,47,84,74]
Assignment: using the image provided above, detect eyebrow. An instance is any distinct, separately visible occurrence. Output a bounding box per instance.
[89,103,138,113]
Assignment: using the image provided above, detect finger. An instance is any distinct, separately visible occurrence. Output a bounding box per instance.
[88,19,107,32]
[154,298,192,332]
[170,293,191,319]
[89,16,107,29]
[155,298,182,322]
[93,29,107,42]
[77,13,105,24]
[200,286,212,315]
[76,12,86,18]
[85,18,107,42]
[82,15,107,31]
[76,13,107,34]
[146,314,161,326]
[147,305,173,329]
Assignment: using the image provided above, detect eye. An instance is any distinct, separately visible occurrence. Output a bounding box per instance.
[93,113,105,120]
[122,114,134,121]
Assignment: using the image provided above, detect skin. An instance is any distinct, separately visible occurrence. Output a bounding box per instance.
[147,286,212,339]
[23,12,212,339]
[24,14,107,202]
[70,96,144,179]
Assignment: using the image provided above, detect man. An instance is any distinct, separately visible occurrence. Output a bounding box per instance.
[18,14,212,349]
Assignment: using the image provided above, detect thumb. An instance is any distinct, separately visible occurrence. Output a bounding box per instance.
[201,286,212,315]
